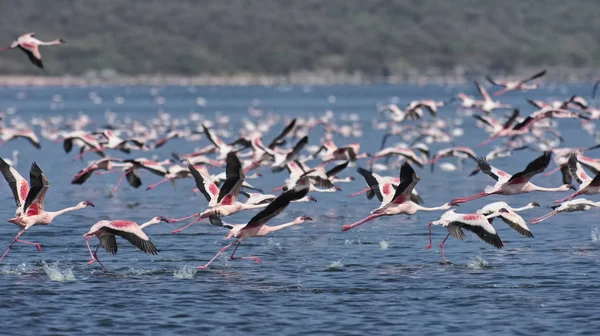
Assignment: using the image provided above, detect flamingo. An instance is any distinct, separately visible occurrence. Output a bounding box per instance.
[554,153,600,203]
[170,152,269,234]
[197,183,311,269]
[84,216,169,270]
[476,201,537,237]
[0,32,65,69]
[425,209,506,264]
[429,146,477,172]
[0,128,41,149]
[351,167,423,204]
[451,152,572,204]
[530,198,600,224]
[474,81,512,113]
[486,70,546,96]
[341,162,455,232]
[71,158,127,185]
[0,162,94,263]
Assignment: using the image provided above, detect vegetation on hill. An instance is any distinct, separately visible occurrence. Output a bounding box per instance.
[0,1,598,76]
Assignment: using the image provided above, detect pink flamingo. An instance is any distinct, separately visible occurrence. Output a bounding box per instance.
[0,32,64,69]
[450,152,572,205]
[341,163,455,232]
[530,198,600,224]
[84,216,169,270]
[351,167,423,204]
[169,152,268,234]
[425,209,505,264]
[486,69,546,96]
[197,182,311,269]
[554,153,600,203]
[0,162,94,263]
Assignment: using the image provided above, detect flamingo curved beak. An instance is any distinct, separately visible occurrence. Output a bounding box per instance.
[159,216,170,223]
[83,200,95,207]
[301,216,313,221]
[308,196,317,202]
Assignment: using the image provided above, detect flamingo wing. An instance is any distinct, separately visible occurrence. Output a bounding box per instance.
[187,162,219,204]
[390,162,419,204]
[476,157,510,182]
[100,235,118,255]
[507,151,551,185]
[104,221,159,255]
[502,109,520,129]
[520,69,546,85]
[475,81,491,101]
[496,210,533,238]
[449,214,503,248]
[325,161,350,177]
[244,187,307,230]
[23,162,49,216]
[126,169,142,188]
[217,152,245,204]
[18,45,43,69]
[268,118,296,149]
[202,125,224,148]
[0,158,29,211]
[568,153,591,184]
[285,136,309,162]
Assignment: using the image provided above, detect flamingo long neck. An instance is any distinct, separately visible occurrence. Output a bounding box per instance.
[240,202,269,210]
[263,221,299,234]
[529,184,567,192]
[39,39,62,46]
[140,219,161,230]
[512,204,535,212]
[46,204,85,220]
[414,203,450,212]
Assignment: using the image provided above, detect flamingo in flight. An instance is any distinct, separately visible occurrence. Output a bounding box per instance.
[197,182,311,269]
[169,152,268,234]
[530,198,600,224]
[476,201,537,238]
[351,167,423,204]
[0,161,94,263]
[486,69,546,96]
[0,32,65,69]
[553,153,600,203]
[341,162,455,232]
[84,216,169,270]
[425,208,506,264]
[450,152,572,205]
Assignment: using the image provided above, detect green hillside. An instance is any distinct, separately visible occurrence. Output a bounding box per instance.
[0,0,598,76]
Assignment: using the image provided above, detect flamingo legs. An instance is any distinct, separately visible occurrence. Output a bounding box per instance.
[440,233,451,264]
[197,240,237,269]
[450,192,489,204]
[554,191,581,204]
[530,210,559,224]
[84,237,107,271]
[424,222,434,250]
[171,215,204,234]
[229,241,262,264]
[349,187,370,198]
[341,213,384,232]
[0,229,42,263]
[110,168,132,195]
[146,177,170,191]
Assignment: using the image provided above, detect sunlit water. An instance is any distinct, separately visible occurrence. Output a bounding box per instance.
[0,84,599,334]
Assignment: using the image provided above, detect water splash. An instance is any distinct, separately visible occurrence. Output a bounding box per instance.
[173,265,197,279]
[42,262,75,282]
[467,256,489,270]
[379,240,389,250]
[325,259,344,271]
[591,226,600,242]
[0,262,34,275]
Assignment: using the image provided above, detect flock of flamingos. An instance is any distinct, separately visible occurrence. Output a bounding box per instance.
[1,32,600,271]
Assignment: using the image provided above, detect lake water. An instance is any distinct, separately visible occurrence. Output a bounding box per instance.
[0,83,599,335]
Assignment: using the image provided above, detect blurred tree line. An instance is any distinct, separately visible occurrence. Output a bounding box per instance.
[0,0,597,76]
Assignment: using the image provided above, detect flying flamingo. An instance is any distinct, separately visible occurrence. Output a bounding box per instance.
[197,183,311,269]
[425,209,506,264]
[553,153,600,203]
[0,129,41,149]
[351,167,423,204]
[486,69,546,96]
[450,152,572,204]
[169,153,268,234]
[530,198,600,224]
[0,162,94,263]
[474,81,512,114]
[0,32,65,69]
[84,216,169,270]
[476,201,537,238]
[341,162,455,232]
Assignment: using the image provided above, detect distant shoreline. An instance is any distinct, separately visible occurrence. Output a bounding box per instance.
[0,68,598,87]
